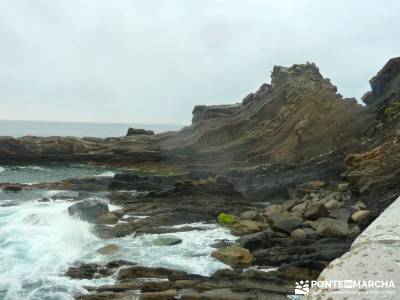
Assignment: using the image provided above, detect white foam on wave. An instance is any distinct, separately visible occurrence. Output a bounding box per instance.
[90,225,236,276]
[95,171,115,177]
[0,167,5,173]
[0,200,100,300]
[17,166,48,171]
[44,190,67,197]
[0,191,237,298]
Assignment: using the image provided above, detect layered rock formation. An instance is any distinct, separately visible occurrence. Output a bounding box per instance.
[344,57,400,213]
[161,63,373,167]
[0,134,160,164]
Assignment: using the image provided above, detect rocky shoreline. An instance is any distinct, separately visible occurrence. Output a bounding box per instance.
[1,57,400,299]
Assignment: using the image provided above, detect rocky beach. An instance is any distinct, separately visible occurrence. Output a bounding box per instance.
[1,57,400,300]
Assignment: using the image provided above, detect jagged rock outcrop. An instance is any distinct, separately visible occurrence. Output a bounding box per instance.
[363,57,400,117]
[161,63,373,167]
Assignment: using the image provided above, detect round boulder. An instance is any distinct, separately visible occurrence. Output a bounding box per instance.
[290,228,307,240]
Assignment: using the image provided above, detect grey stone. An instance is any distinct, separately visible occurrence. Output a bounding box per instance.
[316,217,349,237]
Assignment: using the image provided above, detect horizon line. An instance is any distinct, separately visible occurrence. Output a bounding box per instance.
[0,118,185,127]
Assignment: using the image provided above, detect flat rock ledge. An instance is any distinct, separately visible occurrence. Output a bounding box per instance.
[307,197,400,299]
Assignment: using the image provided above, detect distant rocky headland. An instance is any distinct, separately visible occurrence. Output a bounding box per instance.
[1,57,400,299]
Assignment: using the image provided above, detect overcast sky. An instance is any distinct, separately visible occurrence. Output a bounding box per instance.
[0,0,399,125]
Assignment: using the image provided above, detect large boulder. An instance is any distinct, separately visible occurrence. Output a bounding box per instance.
[316,218,349,237]
[211,246,254,268]
[68,199,109,223]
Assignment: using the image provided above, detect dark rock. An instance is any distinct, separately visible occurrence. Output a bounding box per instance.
[1,184,23,192]
[38,197,51,202]
[363,56,400,114]
[271,217,303,234]
[109,173,181,192]
[141,281,173,292]
[118,266,186,280]
[105,260,136,269]
[126,128,154,136]
[153,236,182,246]
[68,199,109,223]
[211,239,234,249]
[303,228,318,239]
[65,263,109,279]
[111,208,125,218]
[238,231,271,251]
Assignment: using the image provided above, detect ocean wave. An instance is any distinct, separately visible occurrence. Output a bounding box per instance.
[17,166,49,171]
[0,167,5,173]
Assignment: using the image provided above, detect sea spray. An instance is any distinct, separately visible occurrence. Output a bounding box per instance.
[0,200,99,299]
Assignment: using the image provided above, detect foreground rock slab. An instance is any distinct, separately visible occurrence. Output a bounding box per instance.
[307,197,400,299]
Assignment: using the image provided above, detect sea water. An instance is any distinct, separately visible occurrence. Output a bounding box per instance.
[0,165,234,300]
[0,119,182,138]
